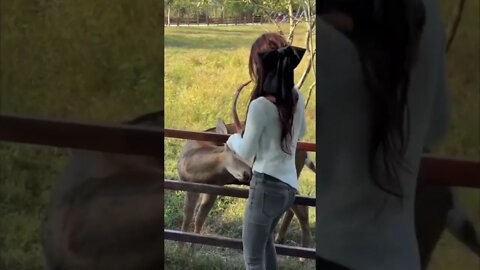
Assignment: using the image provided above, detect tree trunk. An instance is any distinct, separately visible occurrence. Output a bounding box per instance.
[167,6,171,26]
[288,0,295,30]
[299,0,317,110]
[269,17,284,36]
[206,9,209,26]
[287,0,298,44]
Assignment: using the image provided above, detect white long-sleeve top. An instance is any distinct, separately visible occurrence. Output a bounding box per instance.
[315,0,450,269]
[226,88,307,190]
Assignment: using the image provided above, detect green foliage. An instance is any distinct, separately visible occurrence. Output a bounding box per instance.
[165,0,299,18]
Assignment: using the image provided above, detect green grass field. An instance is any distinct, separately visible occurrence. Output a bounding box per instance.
[0,0,478,269]
[163,23,317,269]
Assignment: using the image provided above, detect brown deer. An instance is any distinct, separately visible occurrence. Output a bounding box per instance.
[41,112,164,270]
[178,81,315,249]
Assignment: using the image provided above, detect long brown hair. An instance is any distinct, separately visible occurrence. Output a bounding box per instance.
[319,0,426,198]
[244,33,297,154]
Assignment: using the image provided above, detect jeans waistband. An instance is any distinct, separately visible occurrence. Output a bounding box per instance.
[253,171,295,191]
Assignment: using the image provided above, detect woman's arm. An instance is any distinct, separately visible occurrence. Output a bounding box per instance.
[226,99,266,160]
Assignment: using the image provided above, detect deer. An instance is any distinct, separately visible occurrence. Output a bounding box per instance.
[178,81,315,250]
[41,111,164,270]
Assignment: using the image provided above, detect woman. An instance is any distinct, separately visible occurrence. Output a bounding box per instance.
[226,33,307,270]
[316,0,449,269]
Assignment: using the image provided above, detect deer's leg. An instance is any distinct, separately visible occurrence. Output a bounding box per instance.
[275,209,295,244]
[291,204,311,248]
[415,184,452,269]
[291,157,311,249]
[194,193,218,234]
[181,191,200,232]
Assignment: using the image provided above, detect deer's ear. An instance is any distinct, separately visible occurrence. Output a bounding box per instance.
[215,119,228,134]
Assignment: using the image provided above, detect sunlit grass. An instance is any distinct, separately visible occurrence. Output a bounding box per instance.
[164,23,317,269]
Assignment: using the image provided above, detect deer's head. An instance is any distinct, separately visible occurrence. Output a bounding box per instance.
[215,119,252,183]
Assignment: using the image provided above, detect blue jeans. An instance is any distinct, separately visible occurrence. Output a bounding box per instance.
[243,172,296,270]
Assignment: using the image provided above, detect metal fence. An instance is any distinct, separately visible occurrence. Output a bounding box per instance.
[1,113,478,260]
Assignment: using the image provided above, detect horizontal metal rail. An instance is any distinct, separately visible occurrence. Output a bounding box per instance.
[164,180,316,206]
[164,229,316,259]
[0,113,164,156]
[165,128,316,152]
[419,155,479,188]
[0,113,478,188]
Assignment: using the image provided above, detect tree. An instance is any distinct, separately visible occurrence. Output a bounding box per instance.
[297,0,316,109]
[196,0,212,20]
[226,0,253,17]
[241,0,316,109]
[166,0,173,25]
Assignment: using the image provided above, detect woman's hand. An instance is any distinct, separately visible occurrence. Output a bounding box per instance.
[226,133,242,153]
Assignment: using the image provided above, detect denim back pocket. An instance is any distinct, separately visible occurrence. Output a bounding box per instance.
[260,182,289,218]
[262,191,287,218]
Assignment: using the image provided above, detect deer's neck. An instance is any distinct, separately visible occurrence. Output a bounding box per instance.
[179,148,228,182]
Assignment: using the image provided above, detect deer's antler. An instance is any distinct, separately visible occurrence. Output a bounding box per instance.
[232,80,252,133]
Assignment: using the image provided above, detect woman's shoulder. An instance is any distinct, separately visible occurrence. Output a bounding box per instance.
[248,97,269,113]
[251,96,276,108]
[250,96,268,107]
[251,90,304,108]
[249,96,277,119]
